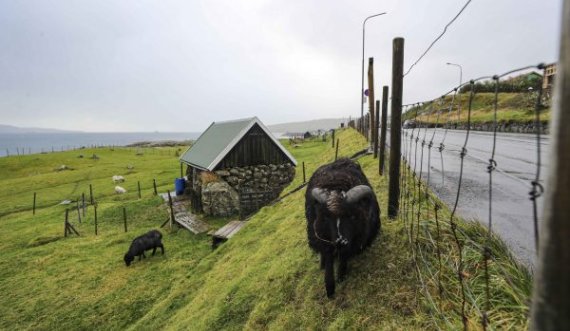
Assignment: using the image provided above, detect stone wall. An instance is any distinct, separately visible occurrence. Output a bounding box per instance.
[190,163,295,217]
[214,163,295,194]
[201,181,239,217]
[415,121,549,134]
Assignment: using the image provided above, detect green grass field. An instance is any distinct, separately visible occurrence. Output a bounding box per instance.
[0,129,531,330]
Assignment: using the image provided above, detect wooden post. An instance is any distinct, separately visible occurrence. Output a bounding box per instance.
[123,207,127,232]
[76,200,82,223]
[302,162,306,183]
[332,130,335,148]
[94,204,98,236]
[33,192,36,215]
[180,163,184,178]
[64,209,69,237]
[167,190,175,229]
[380,85,389,175]
[137,181,141,199]
[367,58,375,142]
[374,100,380,158]
[335,139,340,161]
[153,179,158,195]
[531,1,570,329]
[388,38,404,218]
[82,193,86,216]
[89,184,94,205]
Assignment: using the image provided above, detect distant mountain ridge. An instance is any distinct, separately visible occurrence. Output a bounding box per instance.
[0,124,81,134]
[267,118,347,133]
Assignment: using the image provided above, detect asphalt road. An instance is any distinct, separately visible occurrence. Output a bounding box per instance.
[401,128,548,269]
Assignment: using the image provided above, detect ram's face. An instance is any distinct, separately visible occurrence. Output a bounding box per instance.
[311,185,374,245]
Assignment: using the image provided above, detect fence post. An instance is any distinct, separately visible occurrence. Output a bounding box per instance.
[302,162,306,183]
[335,139,340,161]
[153,179,158,195]
[123,207,128,232]
[388,37,404,218]
[94,204,98,236]
[531,2,570,329]
[76,200,82,223]
[380,85,389,175]
[138,181,141,199]
[374,100,380,158]
[167,190,175,230]
[332,130,335,148]
[33,192,36,215]
[82,192,86,216]
[89,184,94,205]
[180,163,184,178]
[367,58,375,142]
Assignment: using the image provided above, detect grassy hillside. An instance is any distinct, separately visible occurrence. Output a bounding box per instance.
[0,129,531,330]
[403,92,550,125]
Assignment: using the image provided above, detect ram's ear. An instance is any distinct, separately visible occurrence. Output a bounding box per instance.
[311,188,329,204]
[345,185,373,204]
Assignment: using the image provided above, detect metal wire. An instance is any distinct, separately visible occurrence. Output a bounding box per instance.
[403,0,474,77]
[482,75,500,330]
[529,64,546,254]
[448,80,476,331]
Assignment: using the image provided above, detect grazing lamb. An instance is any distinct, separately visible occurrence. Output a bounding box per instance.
[115,186,127,194]
[305,158,380,298]
[124,230,165,266]
[112,175,125,183]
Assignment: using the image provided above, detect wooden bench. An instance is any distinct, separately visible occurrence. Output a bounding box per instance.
[211,221,246,249]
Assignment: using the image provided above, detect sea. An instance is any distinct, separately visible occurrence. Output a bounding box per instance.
[0,132,201,157]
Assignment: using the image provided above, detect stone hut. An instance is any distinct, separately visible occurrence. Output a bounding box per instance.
[180,117,297,217]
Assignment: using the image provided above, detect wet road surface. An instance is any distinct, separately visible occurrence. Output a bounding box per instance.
[400,128,547,269]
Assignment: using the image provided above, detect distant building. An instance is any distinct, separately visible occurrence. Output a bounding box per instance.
[542,63,557,90]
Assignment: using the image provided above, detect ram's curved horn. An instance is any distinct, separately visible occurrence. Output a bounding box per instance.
[311,188,329,204]
[345,185,374,204]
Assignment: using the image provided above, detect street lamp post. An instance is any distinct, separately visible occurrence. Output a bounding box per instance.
[361,12,387,135]
[446,62,463,123]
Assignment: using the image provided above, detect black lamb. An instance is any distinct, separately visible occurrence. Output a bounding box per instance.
[124,230,165,266]
[305,158,380,297]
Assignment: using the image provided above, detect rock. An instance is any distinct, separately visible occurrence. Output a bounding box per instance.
[226,176,239,186]
[253,171,263,179]
[215,170,230,177]
[201,181,239,217]
[229,169,240,176]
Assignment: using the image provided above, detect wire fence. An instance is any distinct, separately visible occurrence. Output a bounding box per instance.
[401,64,545,329]
[351,62,546,329]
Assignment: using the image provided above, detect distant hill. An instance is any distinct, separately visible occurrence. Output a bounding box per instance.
[267,118,348,134]
[0,124,80,134]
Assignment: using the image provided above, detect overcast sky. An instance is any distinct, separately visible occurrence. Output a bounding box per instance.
[0,0,563,132]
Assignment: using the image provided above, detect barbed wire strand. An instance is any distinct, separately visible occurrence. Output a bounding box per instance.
[403,0,474,77]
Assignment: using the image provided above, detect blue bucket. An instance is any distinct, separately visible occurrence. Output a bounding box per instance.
[175,178,185,196]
